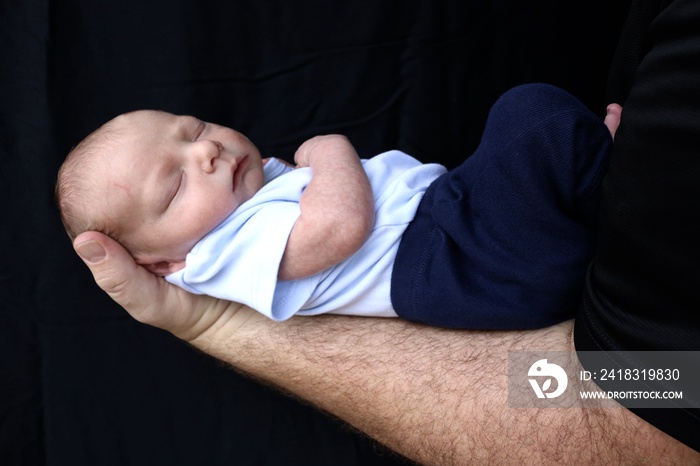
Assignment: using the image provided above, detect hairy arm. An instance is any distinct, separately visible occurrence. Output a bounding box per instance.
[278,135,375,280]
[212,317,696,465]
[74,232,699,466]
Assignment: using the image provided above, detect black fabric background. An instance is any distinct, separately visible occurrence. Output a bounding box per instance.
[1,1,628,464]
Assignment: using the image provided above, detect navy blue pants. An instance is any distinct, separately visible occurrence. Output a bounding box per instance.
[391,83,612,329]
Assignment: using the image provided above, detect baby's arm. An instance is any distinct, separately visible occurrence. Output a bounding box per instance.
[278,135,375,281]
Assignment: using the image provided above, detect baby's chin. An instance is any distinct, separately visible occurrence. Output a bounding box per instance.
[136,258,187,276]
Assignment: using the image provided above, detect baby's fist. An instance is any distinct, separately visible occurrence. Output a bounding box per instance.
[294,134,351,168]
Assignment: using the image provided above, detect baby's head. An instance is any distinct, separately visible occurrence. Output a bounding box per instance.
[56,110,265,275]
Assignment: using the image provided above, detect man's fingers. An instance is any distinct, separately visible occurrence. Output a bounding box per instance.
[604,103,623,140]
[73,231,254,343]
[73,231,171,325]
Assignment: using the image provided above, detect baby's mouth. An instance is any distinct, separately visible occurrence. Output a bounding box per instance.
[232,155,249,192]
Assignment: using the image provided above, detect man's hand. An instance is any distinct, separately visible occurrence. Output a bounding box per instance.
[73,230,699,465]
[604,103,623,140]
[73,231,257,349]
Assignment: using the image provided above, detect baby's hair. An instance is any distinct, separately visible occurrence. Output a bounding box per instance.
[55,118,128,248]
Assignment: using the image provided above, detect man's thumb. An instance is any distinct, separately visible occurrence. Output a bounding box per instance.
[73,231,159,320]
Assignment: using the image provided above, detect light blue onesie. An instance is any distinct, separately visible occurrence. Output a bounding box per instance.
[166,151,446,320]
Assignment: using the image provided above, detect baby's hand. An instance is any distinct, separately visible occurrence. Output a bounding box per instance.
[294,135,352,168]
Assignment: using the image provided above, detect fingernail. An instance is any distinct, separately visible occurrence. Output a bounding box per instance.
[75,240,106,263]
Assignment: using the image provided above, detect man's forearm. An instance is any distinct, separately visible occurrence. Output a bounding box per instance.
[192,316,699,466]
[73,233,699,466]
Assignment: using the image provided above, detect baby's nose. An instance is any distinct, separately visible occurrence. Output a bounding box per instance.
[193,140,223,173]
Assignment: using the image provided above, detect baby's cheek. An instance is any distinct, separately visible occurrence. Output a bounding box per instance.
[198,205,232,235]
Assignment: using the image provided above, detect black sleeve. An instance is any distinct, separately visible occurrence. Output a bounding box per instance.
[575,0,700,452]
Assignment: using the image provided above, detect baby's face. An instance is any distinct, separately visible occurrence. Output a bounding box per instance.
[99,110,264,272]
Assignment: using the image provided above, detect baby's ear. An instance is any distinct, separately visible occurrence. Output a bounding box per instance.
[139,260,186,277]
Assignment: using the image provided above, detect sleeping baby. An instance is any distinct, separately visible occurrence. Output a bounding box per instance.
[56,84,614,329]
